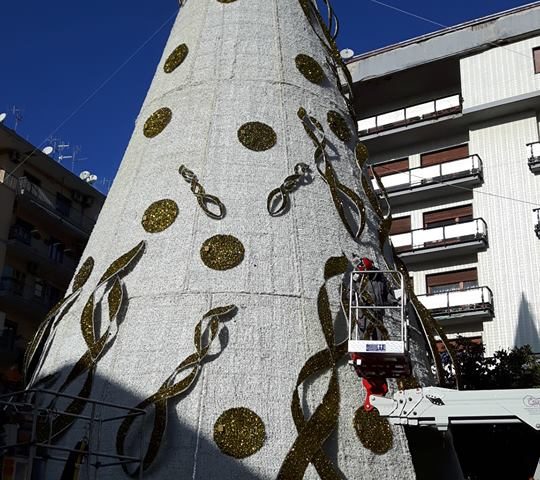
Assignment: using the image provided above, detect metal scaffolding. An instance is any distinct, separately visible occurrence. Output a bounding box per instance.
[0,388,146,479]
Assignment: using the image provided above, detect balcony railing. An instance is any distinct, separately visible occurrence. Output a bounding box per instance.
[526,141,540,173]
[3,175,96,236]
[0,277,25,296]
[358,94,462,135]
[417,286,494,320]
[534,208,540,239]
[372,155,482,195]
[391,218,488,255]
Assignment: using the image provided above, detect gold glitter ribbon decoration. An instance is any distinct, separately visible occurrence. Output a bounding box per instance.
[178,165,226,219]
[267,163,310,216]
[298,108,366,240]
[35,242,147,442]
[24,257,96,385]
[278,256,349,480]
[116,304,237,477]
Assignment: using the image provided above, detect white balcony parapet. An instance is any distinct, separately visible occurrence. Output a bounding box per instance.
[372,155,482,193]
[390,218,487,252]
[417,286,493,315]
[358,94,462,134]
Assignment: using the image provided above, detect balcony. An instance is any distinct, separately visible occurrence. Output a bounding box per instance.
[0,277,55,321]
[7,226,76,286]
[391,218,488,264]
[534,208,540,239]
[372,155,483,205]
[3,176,96,238]
[417,286,494,326]
[358,94,462,137]
[527,141,540,173]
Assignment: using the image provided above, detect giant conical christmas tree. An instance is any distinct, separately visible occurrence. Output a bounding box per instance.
[26,0,461,478]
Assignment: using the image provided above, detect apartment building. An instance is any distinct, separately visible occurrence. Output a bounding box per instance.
[0,123,105,382]
[347,2,540,355]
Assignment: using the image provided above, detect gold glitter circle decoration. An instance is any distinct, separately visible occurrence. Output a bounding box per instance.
[217,0,238,2]
[355,142,369,167]
[141,199,179,233]
[353,407,393,455]
[327,110,352,142]
[214,408,265,458]
[200,235,245,271]
[143,107,172,138]
[237,122,277,152]
[295,54,325,84]
[164,44,189,73]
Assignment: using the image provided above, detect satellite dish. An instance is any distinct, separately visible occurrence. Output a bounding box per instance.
[340,48,355,60]
[42,146,54,155]
[0,113,6,123]
[87,175,98,185]
[79,171,91,181]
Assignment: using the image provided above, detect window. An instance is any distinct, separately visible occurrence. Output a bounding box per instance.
[370,158,409,177]
[34,278,45,298]
[421,144,469,167]
[534,47,540,74]
[423,204,473,229]
[426,268,478,294]
[56,193,72,217]
[0,319,17,352]
[390,216,411,235]
[49,238,65,263]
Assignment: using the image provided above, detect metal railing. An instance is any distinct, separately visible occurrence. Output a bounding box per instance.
[526,141,540,169]
[0,388,146,480]
[3,175,96,235]
[0,277,25,296]
[391,218,488,253]
[417,286,494,316]
[358,93,462,134]
[372,154,483,193]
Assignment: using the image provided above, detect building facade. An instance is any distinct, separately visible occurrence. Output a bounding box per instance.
[348,2,540,355]
[0,123,105,383]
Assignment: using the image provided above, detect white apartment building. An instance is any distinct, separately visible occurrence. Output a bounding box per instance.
[347,2,540,355]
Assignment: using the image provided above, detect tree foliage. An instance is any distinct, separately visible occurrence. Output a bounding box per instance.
[441,337,540,390]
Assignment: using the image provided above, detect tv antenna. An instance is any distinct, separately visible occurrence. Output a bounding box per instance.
[10,106,24,131]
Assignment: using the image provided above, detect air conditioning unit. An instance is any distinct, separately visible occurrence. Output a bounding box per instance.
[71,190,84,203]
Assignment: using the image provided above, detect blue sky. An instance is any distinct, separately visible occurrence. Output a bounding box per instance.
[0,0,533,193]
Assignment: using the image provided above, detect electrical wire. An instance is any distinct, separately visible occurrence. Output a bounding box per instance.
[7,8,179,178]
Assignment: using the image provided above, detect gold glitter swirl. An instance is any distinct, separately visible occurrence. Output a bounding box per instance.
[267,163,310,216]
[355,142,369,169]
[143,107,172,138]
[163,44,188,73]
[327,110,351,142]
[72,257,94,292]
[117,305,238,477]
[295,54,325,84]
[142,199,179,233]
[99,241,146,284]
[237,122,277,152]
[178,165,226,219]
[200,235,245,271]
[214,408,266,458]
[278,256,349,480]
[353,408,393,455]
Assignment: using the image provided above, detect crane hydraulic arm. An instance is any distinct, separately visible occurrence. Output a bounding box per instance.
[370,386,540,431]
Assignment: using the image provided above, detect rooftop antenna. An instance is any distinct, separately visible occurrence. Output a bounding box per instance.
[57,142,72,165]
[10,106,24,131]
[69,145,87,172]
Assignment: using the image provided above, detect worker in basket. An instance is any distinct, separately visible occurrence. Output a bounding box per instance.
[349,255,397,409]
